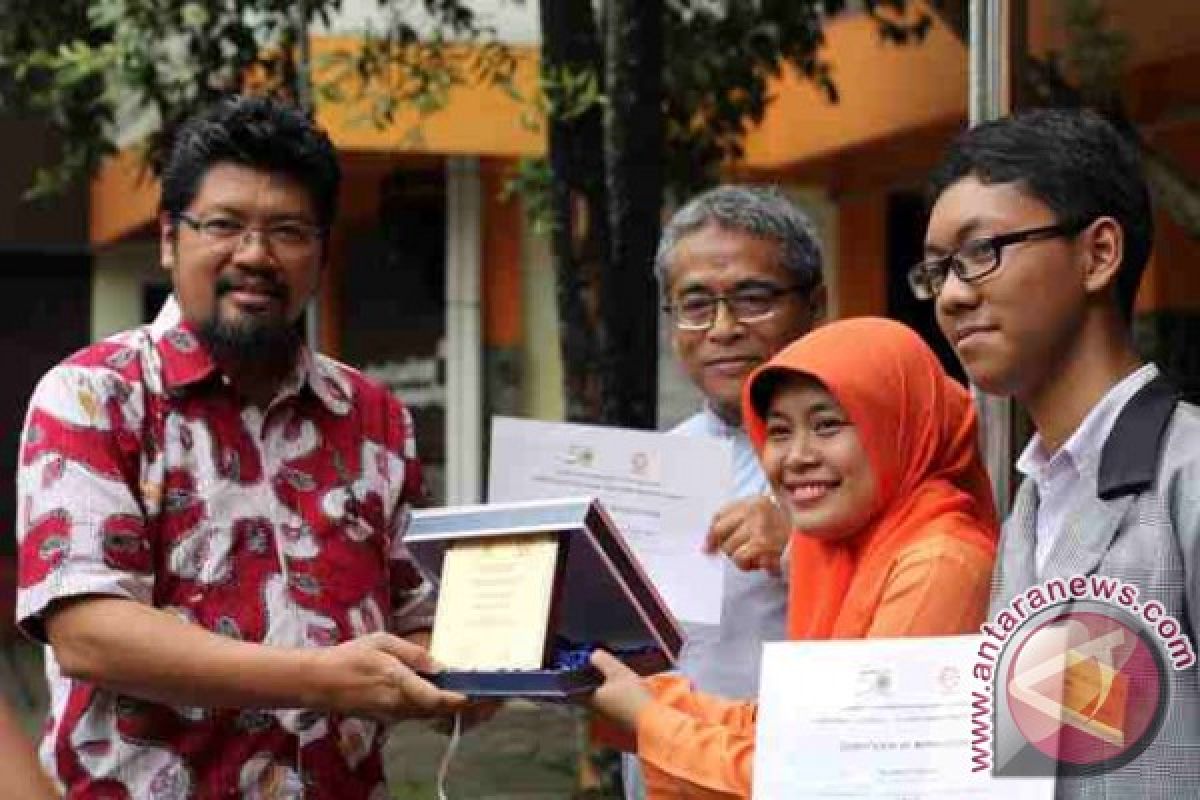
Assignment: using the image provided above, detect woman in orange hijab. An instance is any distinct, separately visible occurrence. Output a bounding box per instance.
[587,317,998,799]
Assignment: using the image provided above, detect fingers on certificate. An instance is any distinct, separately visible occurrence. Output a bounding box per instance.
[706,495,789,572]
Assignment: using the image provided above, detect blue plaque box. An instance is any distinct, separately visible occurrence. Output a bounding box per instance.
[406,497,683,700]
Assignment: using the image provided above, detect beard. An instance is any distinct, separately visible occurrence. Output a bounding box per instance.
[194,274,303,367]
[195,312,303,368]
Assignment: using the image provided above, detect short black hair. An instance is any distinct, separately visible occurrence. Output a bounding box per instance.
[927,108,1152,321]
[160,95,341,229]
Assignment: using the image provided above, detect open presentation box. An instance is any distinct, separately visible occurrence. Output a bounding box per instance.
[406,497,683,700]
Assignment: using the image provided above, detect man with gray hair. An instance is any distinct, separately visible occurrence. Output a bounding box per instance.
[624,184,825,797]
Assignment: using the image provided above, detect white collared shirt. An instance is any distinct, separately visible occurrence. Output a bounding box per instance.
[1016,364,1159,575]
[152,293,183,329]
[670,405,787,698]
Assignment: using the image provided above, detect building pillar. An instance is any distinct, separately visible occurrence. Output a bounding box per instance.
[445,156,484,504]
[969,0,1017,513]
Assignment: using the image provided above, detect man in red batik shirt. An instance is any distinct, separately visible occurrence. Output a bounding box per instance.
[15,95,464,798]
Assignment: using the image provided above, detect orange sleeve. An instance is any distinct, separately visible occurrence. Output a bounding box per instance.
[866,533,993,638]
[632,674,757,799]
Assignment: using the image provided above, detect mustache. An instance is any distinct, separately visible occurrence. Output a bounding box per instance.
[215,273,286,298]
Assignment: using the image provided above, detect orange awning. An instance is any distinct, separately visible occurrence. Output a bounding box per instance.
[89,14,970,245]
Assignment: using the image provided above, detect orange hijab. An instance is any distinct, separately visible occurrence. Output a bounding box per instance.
[742,317,998,640]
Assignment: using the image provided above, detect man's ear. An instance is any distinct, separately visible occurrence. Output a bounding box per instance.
[159,212,178,271]
[1081,216,1124,296]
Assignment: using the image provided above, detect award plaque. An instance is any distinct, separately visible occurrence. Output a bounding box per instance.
[406,497,683,699]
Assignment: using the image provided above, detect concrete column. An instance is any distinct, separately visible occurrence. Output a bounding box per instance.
[969,0,1015,513]
[90,240,167,340]
[444,156,484,504]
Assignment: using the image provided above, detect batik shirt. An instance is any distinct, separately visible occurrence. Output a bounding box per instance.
[16,306,434,799]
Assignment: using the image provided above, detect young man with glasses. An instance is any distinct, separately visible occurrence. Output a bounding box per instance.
[622,185,825,798]
[15,96,465,798]
[918,108,1199,797]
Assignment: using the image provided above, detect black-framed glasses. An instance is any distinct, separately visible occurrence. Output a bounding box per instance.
[663,282,812,331]
[908,221,1089,300]
[176,212,324,257]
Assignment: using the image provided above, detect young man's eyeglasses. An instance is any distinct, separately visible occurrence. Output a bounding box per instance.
[664,281,812,331]
[175,213,324,257]
[908,220,1089,300]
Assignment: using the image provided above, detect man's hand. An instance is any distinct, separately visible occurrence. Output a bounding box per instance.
[396,632,502,734]
[585,650,652,732]
[307,632,466,721]
[704,495,791,574]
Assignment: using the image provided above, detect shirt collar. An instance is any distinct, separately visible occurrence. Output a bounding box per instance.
[1016,364,1159,483]
[301,350,354,415]
[1097,372,1179,498]
[151,299,219,391]
[150,296,353,415]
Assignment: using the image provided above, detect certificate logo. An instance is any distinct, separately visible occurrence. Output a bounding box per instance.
[937,665,961,694]
[561,444,595,468]
[855,666,893,698]
[968,576,1195,777]
[629,450,661,482]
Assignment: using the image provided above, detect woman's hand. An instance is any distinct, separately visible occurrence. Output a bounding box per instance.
[586,650,653,731]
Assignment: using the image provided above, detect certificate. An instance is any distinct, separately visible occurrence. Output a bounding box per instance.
[488,416,732,625]
[753,637,1054,799]
[429,532,561,670]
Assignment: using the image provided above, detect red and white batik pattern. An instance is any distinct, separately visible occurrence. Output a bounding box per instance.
[16,309,433,799]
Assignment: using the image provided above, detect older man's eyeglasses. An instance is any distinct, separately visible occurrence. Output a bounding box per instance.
[176,213,324,257]
[908,221,1088,300]
[663,282,811,331]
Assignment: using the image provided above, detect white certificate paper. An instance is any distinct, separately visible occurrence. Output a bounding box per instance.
[487,416,731,625]
[754,636,1054,799]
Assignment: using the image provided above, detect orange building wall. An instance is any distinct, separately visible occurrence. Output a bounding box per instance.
[1137,213,1200,315]
[742,9,967,171]
[91,150,160,246]
[85,5,1200,345]
[1027,0,1200,69]
[91,15,971,248]
[1134,120,1200,315]
[835,192,888,318]
[481,160,523,349]
[311,40,543,159]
